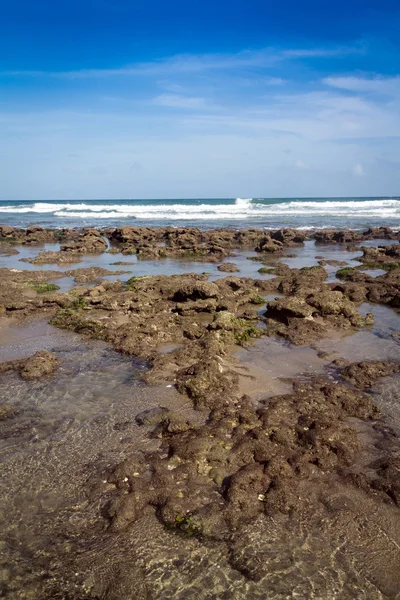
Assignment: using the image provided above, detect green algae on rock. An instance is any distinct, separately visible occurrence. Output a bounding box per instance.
[29,282,61,294]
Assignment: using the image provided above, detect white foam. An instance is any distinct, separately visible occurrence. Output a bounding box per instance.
[0,203,68,214]
[1,198,400,221]
[235,197,253,208]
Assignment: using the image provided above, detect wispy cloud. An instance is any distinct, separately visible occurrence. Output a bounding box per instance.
[153,94,212,109]
[264,77,286,85]
[294,159,310,169]
[0,44,363,79]
[1,37,399,198]
[282,45,363,59]
[323,75,400,93]
[353,163,365,176]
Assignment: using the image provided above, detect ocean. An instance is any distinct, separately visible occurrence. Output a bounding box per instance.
[0,197,399,230]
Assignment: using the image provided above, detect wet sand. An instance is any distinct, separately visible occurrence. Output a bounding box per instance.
[0,228,400,599]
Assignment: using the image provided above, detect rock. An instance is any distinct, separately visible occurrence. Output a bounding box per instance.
[265,297,315,321]
[19,351,60,380]
[104,372,384,537]
[24,226,56,245]
[0,242,19,256]
[370,457,400,506]
[136,407,194,436]
[270,228,306,245]
[209,311,237,331]
[363,226,399,240]
[0,225,15,238]
[264,289,371,344]
[277,265,328,296]
[217,263,240,273]
[71,267,127,284]
[0,403,14,420]
[61,229,108,254]
[176,356,240,409]
[340,361,400,388]
[332,282,367,303]
[313,230,363,244]
[0,351,60,380]
[306,290,355,317]
[171,281,220,302]
[174,299,217,315]
[135,407,170,426]
[318,259,348,267]
[23,251,82,265]
[255,236,284,253]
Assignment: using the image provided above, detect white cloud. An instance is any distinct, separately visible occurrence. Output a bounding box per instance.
[0,45,363,79]
[1,40,400,199]
[282,45,363,59]
[353,163,365,176]
[153,94,211,109]
[323,76,400,94]
[265,77,286,85]
[295,159,309,170]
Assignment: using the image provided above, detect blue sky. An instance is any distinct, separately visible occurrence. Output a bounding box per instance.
[0,0,399,199]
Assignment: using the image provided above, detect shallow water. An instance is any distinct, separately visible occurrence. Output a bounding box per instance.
[236,337,327,400]
[0,239,376,292]
[1,240,400,599]
[318,303,400,362]
[0,320,203,598]
[360,268,387,277]
[1,322,400,600]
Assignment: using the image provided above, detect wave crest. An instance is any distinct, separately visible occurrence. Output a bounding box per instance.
[0,198,399,221]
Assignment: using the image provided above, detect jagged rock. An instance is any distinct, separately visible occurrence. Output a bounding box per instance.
[61,229,108,254]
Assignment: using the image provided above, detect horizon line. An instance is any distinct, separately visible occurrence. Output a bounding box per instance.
[0,195,399,202]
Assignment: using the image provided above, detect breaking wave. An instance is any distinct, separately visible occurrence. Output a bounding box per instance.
[0,198,399,221]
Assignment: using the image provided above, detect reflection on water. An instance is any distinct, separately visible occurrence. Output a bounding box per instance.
[236,337,327,400]
[360,268,387,278]
[318,303,400,362]
[0,238,373,290]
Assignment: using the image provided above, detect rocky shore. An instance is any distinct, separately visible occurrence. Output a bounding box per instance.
[0,225,400,599]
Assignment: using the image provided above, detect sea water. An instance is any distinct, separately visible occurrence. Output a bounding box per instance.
[0,196,400,230]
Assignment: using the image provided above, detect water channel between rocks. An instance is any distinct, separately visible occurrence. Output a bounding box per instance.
[0,238,372,290]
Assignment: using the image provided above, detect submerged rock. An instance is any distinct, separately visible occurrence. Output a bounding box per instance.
[339,360,400,388]
[0,350,60,380]
[0,402,15,420]
[20,350,60,380]
[71,267,128,283]
[135,407,194,434]
[22,250,83,265]
[0,241,19,256]
[217,262,240,273]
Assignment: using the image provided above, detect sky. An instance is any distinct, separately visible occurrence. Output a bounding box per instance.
[0,0,400,199]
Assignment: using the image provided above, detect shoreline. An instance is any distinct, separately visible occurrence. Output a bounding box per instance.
[0,225,400,598]
[1,197,400,232]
